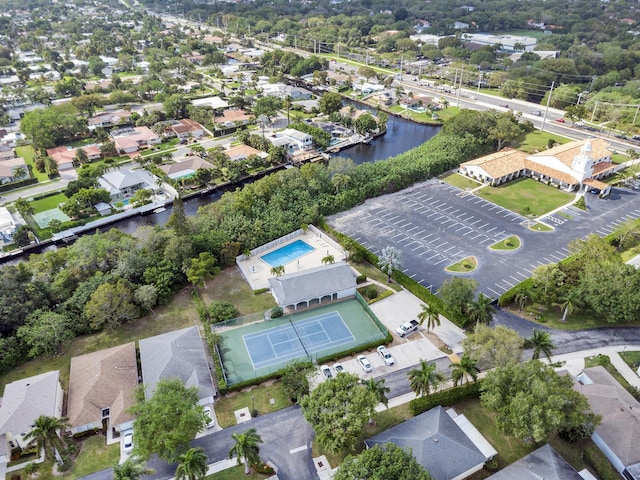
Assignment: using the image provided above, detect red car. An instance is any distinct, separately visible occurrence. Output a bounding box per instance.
[556,118,566,123]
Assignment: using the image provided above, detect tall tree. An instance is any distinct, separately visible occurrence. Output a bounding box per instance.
[228,429,263,475]
[378,246,402,282]
[408,360,444,397]
[300,373,378,452]
[524,329,555,361]
[175,447,209,480]
[449,355,480,386]
[362,377,390,423]
[437,277,477,315]
[130,379,205,462]
[462,324,524,370]
[185,252,219,289]
[481,361,599,443]
[467,292,496,328]
[23,415,69,460]
[113,456,153,480]
[84,280,140,330]
[16,309,75,357]
[417,303,440,332]
[335,443,432,480]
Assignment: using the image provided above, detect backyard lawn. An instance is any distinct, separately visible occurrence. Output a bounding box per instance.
[30,192,67,213]
[15,145,49,182]
[441,172,482,190]
[476,178,574,217]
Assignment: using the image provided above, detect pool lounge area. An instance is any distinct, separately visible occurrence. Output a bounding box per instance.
[237,227,347,291]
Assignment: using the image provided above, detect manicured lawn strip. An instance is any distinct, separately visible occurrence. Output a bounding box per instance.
[489,236,521,250]
[30,193,68,213]
[511,304,610,330]
[530,222,553,231]
[16,145,49,182]
[67,435,120,478]
[388,106,441,124]
[611,153,627,165]
[620,351,640,371]
[214,382,292,428]
[476,178,573,217]
[441,172,482,190]
[349,260,403,291]
[446,256,477,272]
[206,465,271,479]
[557,211,573,220]
[511,130,568,154]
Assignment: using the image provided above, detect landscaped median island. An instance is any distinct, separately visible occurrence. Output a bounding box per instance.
[489,236,521,251]
[445,255,478,273]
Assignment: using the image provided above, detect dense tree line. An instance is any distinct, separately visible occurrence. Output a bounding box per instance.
[0,110,520,375]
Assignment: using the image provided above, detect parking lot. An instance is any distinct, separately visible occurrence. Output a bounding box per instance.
[328,178,640,298]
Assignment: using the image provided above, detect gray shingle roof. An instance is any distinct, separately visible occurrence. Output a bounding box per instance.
[0,371,61,436]
[139,326,215,402]
[268,262,356,307]
[101,168,144,190]
[364,406,487,480]
[486,444,583,480]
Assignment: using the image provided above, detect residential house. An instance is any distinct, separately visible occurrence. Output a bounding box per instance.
[225,144,268,162]
[47,145,101,170]
[268,262,356,310]
[168,119,205,139]
[111,126,160,154]
[399,95,433,111]
[98,167,152,203]
[282,128,313,151]
[214,109,255,128]
[67,343,138,436]
[87,110,131,130]
[459,139,617,195]
[572,366,640,480]
[0,157,27,183]
[486,444,583,480]
[0,371,63,460]
[139,327,216,405]
[0,146,15,161]
[0,206,17,242]
[364,406,497,480]
[159,156,214,180]
[192,96,229,113]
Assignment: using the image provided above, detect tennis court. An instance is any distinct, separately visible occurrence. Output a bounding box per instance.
[244,312,354,369]
[216,298,388,385]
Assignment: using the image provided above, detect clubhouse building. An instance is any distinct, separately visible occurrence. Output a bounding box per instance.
[459,139,619,196]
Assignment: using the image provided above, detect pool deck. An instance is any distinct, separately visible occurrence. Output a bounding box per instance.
[238,230,347,291]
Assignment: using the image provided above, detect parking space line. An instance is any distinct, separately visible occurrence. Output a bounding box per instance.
[434,259,448,266]
[406,226,420,233]
[488,286,502,297]
[412,244,424,251]
[469,233,483,240]
[433,242,448,249]
[455,225,468,232]
[391,232,404,239]
[426,253,439,260]
[478,238,492,244]
[444,246,457,253]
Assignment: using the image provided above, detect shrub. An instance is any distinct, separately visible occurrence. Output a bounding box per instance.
[484,458,499,471]
[499,278,534,307]
[366,287,378,299]
[253,287,269,295]
[271,306,283,318]
[583,445,620,480]
[356,274,367,284]
[409,381,483,416]
[208,301,237,323]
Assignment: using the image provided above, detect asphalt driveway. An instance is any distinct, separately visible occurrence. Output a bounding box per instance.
[328,178,640,298]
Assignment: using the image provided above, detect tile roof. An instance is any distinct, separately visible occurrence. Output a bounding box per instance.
[592,161,616,175]
[364,406,488,480]
[461,148,527,178]
[215,109,255,123]
[583,178,610,190]
[0,371,61,436]
[139,326,215,401]
[529,138,610,167]
[225,144,268,161]
[68,343,138,430]
[159,157,213,175]
[524,158,578,185]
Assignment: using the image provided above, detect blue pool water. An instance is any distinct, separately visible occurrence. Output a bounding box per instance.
[261,239,315,267]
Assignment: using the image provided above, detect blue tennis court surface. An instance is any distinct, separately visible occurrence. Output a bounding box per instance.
[260,239,315,267]
[243,311,354,369]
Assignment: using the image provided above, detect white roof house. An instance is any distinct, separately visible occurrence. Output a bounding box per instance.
[0,371,64,457]
[98,167,154,203]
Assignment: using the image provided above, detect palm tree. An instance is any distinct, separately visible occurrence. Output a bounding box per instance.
[417,303,440,333]
[175,447,209,480]
[362,377,390,408]
[557,290,580,322]
[524,329,555,362]
[378,246,403,282]
[514,290,530,313]
[408,360,444,397]
[12,166,27,180]
[467,293,496,329]
[270,265,285,276]
[23,415,68,460]
[113,456,153,480]
[229,428,263,475]
[321,254,335,264]
[449,355,480,386]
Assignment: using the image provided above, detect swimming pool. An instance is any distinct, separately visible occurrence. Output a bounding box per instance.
[260,239,315,267]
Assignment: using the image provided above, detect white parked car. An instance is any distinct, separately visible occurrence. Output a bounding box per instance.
[320,365,333,379]
[333,362,344,374]
[377,345,395,366]
[203,406,215,429]
[357,355,373,373]
[122,430,134,453]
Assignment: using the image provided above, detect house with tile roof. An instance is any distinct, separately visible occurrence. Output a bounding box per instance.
[159,156,214,180]
[0,371,63,459]
[459,139,618,196]
[139,326,215,405]
[364,406,497,480]
[225,144,268,162]
[0,157,28,183]
[111,126,160,154]
[47,145,101,171]
[214,109,255,127]
[486,444,583,480]
[572,366,640,480]
[67,343,138,436]
[169,119,205,139]
[268,262,357,310]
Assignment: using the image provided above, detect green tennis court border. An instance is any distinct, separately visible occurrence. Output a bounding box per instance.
[217,297,388,385]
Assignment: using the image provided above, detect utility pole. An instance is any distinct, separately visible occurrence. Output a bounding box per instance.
[633,104,640,126]
[456,66,464,107]
[399,56,403,82]
[477,72,482,92]
[540,81,555,132]
[452,69,458,92]
[590,101,598,123]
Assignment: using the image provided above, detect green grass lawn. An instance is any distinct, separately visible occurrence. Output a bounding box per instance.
[16,145,49,182]
[30,193,68,213]
[620,351,640,371]
[206,465,271,479]
[511,130,569,154]
[512,304,611,331]
[489,236,521,250]
[66,435,120,478]
[476,178,573,217]
[388,106,441,124]
[611,153,627,165]
[199,267,276,316]
[214,382,292,428]
[446,256,478,272]
[349,260,403,291]
[441,172,482,190]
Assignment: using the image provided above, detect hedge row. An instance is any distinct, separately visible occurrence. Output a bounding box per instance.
[0,177,37,193]
[498,278,534,307]
[409,381,483,416]
[583,445,620,480]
